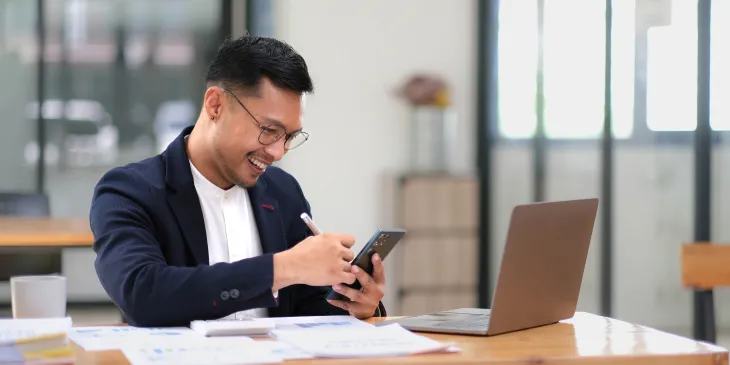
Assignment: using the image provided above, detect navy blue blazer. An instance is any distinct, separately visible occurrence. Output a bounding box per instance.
[90,126,380,327]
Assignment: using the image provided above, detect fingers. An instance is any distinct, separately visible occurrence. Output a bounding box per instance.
[325,233,355,248]
[330,277,382,319]
[338,271,357,285]
[351,265,374,289]
[371,254,386,285]
[351,265,384,304]
[341,247,354,262]
[331,283,364,303]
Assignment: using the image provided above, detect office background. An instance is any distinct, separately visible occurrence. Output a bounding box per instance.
[1,0,728,346]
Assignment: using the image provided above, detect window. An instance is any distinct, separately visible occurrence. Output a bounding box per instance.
[543,0,613,139]
[611,0,637,139]
[496,0,537,139]
[497,0,632,140]
[710,0,730,131]
[645,0,698,132]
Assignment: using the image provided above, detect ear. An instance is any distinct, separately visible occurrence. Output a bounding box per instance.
[203,87,223,121]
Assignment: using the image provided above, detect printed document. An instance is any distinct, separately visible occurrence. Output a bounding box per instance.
[272,323,460,358]
[254,340,314,360]
[68,326,203,351]
[269,315,373,331]
[0,317,72,343]
[120,337,281,365]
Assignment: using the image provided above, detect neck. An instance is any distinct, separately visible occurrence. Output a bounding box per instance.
[186,120,234,190]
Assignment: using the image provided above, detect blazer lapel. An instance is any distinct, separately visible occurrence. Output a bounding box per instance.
[247,179,287,255]
[164,126,209,265]
[167,187,209,264]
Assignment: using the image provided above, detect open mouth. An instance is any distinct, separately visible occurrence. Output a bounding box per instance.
[247,155,269,174]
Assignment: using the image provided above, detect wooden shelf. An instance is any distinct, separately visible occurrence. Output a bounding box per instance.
[393,174,479,315]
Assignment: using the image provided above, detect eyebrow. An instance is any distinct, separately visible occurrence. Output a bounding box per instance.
[261,116,303,133]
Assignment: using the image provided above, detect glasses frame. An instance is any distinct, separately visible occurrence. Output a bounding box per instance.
[221,88,309,150]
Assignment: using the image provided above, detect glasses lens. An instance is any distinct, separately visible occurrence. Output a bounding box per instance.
[285,132,308,150]
[258,126,285,145]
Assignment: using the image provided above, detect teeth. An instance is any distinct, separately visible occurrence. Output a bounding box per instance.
[248,156,268,170]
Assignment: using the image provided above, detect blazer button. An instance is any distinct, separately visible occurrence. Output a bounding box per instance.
[221,291,230,300]
[230,289,240,299]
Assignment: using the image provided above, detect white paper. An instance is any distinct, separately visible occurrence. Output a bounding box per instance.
[121,337,281,365]
[269,315,373,331]
[190,318,275,337]
[272,323,460,358]
[254,340,314,360]
[0,317,72,344]
[68,326,204,351]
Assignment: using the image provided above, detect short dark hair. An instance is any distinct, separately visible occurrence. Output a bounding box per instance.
[205,35,314,96]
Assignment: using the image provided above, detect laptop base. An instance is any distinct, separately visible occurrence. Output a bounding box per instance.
[375,308,492,336]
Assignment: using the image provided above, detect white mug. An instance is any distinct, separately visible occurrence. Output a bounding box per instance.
[10,275,67,319]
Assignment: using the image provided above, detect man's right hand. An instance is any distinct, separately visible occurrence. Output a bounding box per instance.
[273,233,356,291]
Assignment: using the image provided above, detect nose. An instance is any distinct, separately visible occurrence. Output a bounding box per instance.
[263,138,287,161]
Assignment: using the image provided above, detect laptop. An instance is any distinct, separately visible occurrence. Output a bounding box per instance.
[376,198,599,336]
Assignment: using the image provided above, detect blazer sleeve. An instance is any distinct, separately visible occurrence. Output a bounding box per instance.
[90,167,278,327]
[287,176,386,318]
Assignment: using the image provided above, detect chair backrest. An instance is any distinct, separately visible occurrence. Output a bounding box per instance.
[0,192,50,217]
[681,243,730,289]
[0,192,56,282]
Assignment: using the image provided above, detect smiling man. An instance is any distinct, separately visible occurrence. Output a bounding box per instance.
[89,35,387,327]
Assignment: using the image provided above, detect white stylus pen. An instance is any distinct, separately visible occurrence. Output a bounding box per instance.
[300,213,322,235]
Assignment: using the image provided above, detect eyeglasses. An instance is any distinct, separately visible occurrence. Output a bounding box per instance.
[221,89,309,150]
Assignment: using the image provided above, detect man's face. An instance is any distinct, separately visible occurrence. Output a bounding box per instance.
[206,77,305,188]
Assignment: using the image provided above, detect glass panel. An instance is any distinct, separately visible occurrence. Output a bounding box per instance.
[41,0,221,302]
[711,0,730,131]
[611,0,636,139]
[0,0,43,305]
[496,0,538,139]
[710,0,730,339]
[544,0,613,139]
[497,0,632,140]
[613,0,694,335]
[490,0,536,292]
[0,0,38,192]
[645,0,698,131]
[542,0,604,313]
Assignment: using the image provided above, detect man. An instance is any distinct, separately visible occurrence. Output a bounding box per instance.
[89,35,387,327]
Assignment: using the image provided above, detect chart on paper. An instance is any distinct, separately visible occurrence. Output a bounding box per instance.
[68,326,203,351]
[269,315,374,331]
[272,323,460,358]
[120,337,281,365]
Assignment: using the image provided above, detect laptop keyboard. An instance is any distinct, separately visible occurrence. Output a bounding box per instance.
[434,314,490,329]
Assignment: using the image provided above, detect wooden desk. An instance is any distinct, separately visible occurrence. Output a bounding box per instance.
[0,217,93,248]
[70,312,728,365]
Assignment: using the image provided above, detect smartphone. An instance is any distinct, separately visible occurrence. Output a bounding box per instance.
[325,228,407,302]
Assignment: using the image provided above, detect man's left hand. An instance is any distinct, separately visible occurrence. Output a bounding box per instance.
[327,253,385,319]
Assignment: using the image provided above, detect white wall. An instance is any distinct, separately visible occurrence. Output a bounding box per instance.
[273,0,477,312]
[273,0,730,334]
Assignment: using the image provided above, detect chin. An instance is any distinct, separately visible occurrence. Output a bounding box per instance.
[236,172,261,188]
[234,177,258,188]
[224,168,258,189]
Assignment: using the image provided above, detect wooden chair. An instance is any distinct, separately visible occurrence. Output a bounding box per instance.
[0,192,50,217]
[682,243,730,289]
[681,242,730,343]
[0,192,60,282]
